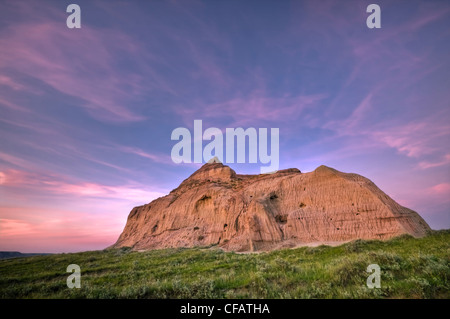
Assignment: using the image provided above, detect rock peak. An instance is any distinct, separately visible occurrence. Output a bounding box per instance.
[207,156,222,164]
[187,161,236,183]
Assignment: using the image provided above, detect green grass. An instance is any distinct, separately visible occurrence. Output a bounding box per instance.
[0,230,449,299]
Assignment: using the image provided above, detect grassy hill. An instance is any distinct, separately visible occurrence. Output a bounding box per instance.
[0,230,448,299]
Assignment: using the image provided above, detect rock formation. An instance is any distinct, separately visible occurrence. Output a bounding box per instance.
[112,163,431,252]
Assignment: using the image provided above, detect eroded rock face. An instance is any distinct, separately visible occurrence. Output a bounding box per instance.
[112,163,431,252]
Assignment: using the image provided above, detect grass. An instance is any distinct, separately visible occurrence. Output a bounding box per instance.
[0,230,448,299]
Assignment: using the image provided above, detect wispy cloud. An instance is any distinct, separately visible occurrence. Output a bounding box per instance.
[176,93,327,128]
[0,18,152,122]
[429,183,450,195]
[0,96,31,113]
[1,169,165,203]
[0,168,167,252]
[418,154,450,169]
[318,90,450,162]
[115,145,175,165]
[0,218,35,237]
[371,120,450,158]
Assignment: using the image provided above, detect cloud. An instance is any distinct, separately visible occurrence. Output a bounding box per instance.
[323,93,374,136]
[0,18,151,122]
[418,154,450,169]
[0,152,40,171]
[1,169,165,203]
[116,146,174,165]
[0,74,25,91]
[0,218,35,237]
[371,120,450,158]
[176,93,327,128]
[0,168,167,252]
[429,183,450,195]
[318,89,450,161]
[0,96,31,113]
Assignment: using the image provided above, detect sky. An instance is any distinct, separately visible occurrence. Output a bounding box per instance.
[0,0,449,253]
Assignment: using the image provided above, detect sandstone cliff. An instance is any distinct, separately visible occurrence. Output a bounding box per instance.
[112,163,431,252]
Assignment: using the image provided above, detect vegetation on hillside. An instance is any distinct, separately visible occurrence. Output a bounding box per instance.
[0,230,448,299]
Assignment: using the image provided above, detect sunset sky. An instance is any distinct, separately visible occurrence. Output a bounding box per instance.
[0,0,449,253]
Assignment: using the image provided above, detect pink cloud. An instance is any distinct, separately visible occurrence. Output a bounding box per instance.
[0,152,42,171]
[0,218,35,237]
[1,169,165,203]
[320,91,450,161]
[0,74,25,91]
[0,167,167,252]
[429,183,450,195]
[0,18,152,122]
[418,154,450,169]
[371,120,450,158]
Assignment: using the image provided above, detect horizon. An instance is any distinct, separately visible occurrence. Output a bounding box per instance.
[1,0,449,253]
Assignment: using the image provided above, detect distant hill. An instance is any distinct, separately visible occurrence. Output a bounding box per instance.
[0,251,52,259]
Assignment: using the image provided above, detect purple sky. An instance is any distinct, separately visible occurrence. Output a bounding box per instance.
[0,0,449,253]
